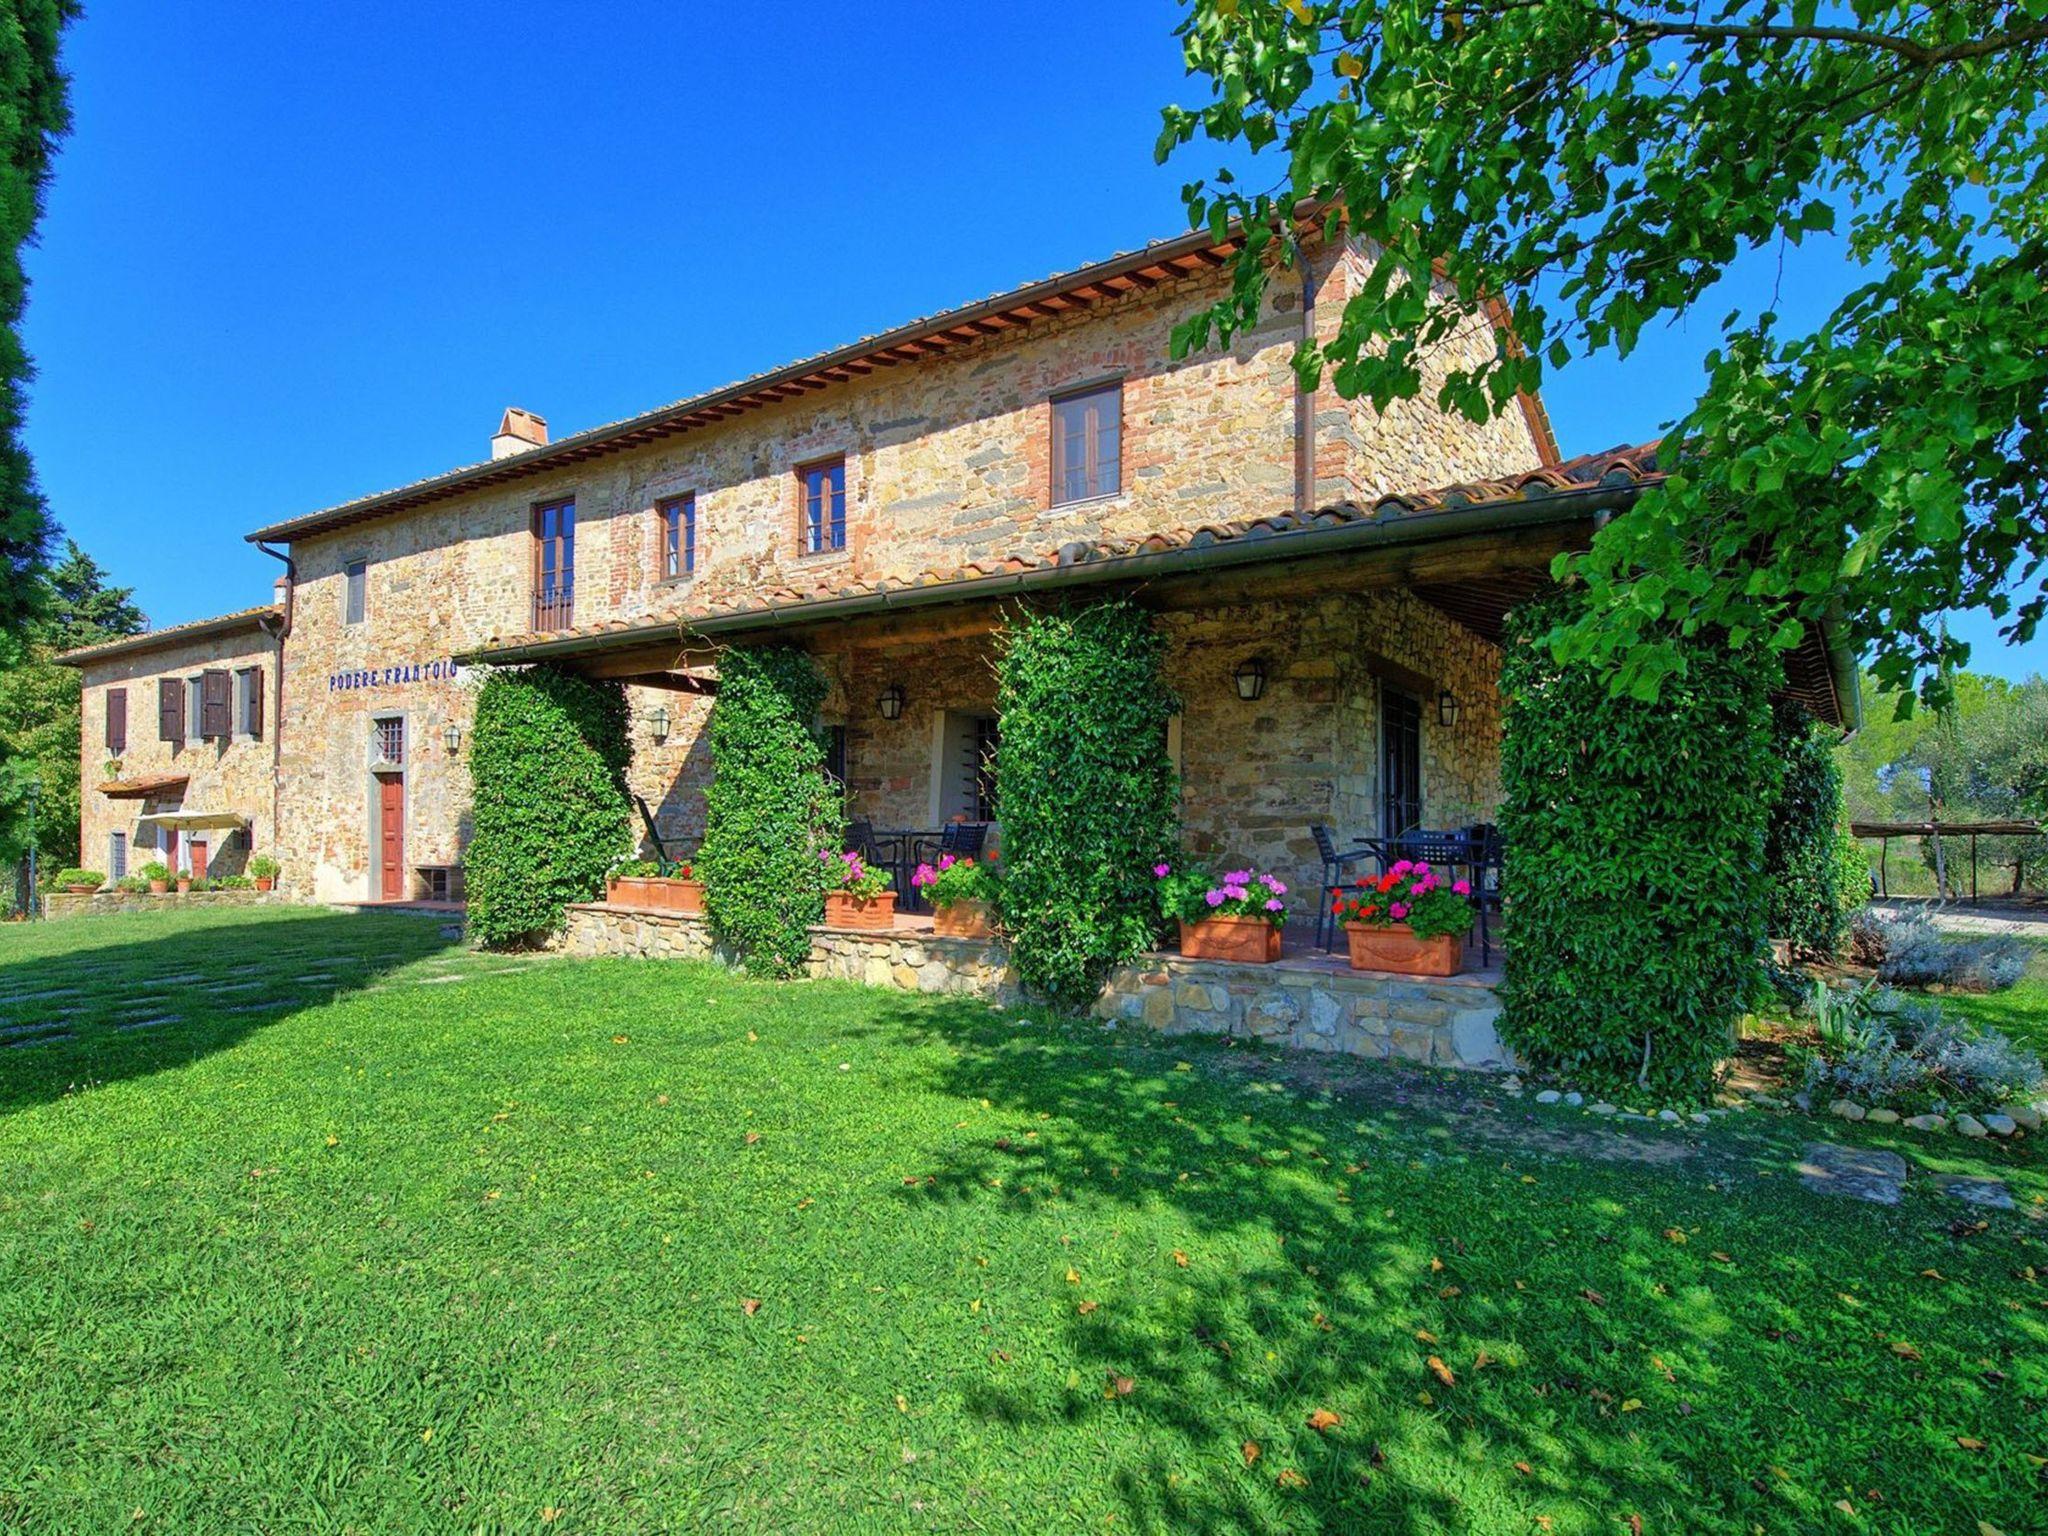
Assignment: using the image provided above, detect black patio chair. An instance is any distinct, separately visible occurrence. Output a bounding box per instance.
[1390,827,1492,964]
[1311,823,1379,952]
[1463,822,1504,965]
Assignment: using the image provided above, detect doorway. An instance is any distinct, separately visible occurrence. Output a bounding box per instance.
[189,838,209,883]
[1380,686,1423,836]
[377,774,405,900]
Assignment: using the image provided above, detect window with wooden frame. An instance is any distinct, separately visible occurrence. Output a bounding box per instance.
[344,559,368,626]
[236,666,264,738]
[105,687,127,754]
[658,493,696,579]
[799,458,846,555]
[199,669,232,741]
[1051,381,1123,505]
[532,498,576,631]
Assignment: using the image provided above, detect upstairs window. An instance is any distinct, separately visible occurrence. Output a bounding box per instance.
[800,458,846,555]
[659,494,696,579]
[533,498,576,631]
[375,716,406,766]
[157,677,184,743]
[236,666,265,738]
[198,669,232,741]
[344,559,368,626]
[1051,381,1122,505]
[105,687,127,754]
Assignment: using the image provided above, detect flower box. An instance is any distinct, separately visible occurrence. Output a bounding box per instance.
[824,890,898,931]
[1178,916,1282,964]
[1344,921,1462,977]
[932,898,994,939]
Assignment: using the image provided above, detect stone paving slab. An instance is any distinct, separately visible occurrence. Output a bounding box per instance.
[1940,1176,2015,1210]
[1797,1142,1908,1205]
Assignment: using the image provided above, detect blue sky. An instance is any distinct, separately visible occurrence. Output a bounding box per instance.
[21,1,2044,682]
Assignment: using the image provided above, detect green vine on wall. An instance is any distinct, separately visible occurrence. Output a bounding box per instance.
[1763,700,1857,958]
[1499,589,1783,1099]
[467,665,632,947]
[995,600,1180,1006]
[698,645,843,977]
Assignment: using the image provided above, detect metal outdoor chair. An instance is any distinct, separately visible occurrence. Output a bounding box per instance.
[1388,826,1497,966]
[1311,823,1379,952]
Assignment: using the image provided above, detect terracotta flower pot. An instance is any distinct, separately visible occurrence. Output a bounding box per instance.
[932,898,994,939]
[823,890,897,931]
[148,879,167,895]
[64,883,97,895]
[1344,921,1462,977]
[254,877,275,893]
[1178,916,1282,963]
[176,879,192,895]
[654,878,706,914]
[607,875,652,907]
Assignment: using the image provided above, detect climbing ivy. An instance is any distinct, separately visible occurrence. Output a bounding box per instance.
[1499,589,1783,1099]
[699,645,843,977]
[995,600,1180,1006]
[1764,700,1853,958]
[467,665,632,947]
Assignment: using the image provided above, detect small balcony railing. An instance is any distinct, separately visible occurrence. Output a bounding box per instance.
[532,583,575,632]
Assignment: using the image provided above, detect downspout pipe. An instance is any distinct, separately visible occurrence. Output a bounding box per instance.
[1289,235,1315,515]
[254,541,295,857]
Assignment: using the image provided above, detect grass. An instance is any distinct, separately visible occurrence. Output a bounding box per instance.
[1,907,2044,1534]
[1935,937,2048,1057]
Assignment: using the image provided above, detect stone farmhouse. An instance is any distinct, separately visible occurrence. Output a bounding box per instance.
[61,221,1851,929]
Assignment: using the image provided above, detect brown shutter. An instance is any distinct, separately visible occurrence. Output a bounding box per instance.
[159,678,184,742]
[200,670,230,739]
[106,688,127,753]
[245,667,264,740]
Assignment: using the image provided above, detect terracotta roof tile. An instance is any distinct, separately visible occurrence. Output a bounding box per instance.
[56,605,282,667]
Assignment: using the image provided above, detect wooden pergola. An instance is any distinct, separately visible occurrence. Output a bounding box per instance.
[1850,819,2046,901]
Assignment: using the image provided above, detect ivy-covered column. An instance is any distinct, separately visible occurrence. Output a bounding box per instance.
[698,645,843,977]
[467,664,633,947]
[1497,591,1784,1099]
[995,600,1180,1006]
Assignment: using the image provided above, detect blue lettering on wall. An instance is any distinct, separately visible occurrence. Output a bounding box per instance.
[329,659,463,693]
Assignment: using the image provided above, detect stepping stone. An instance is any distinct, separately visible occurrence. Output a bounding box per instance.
[5,1030,72,1049]
[115,1016,178,1032]
[1941,1176,2013,1210]
[1797,1142,1907,1205]
[1535,1089,1561,1104]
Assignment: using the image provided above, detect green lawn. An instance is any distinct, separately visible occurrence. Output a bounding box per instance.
[2,908,2044,1534]
[1935,936,2048,1056]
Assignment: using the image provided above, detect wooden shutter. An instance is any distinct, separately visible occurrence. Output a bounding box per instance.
[200,669,231,739]
[106,688,127,753]
[158,678,184,742]
[244,667,264,739]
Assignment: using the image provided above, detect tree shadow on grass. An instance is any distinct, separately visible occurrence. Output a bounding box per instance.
[860,994,2039,1536]
[0,910,459,1116]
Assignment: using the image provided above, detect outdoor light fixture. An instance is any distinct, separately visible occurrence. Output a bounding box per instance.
[648,704,671,743]
[1233,656,1268,702]
[442,722,462,755]
[877,683,906,721]
[1438,690,1461,728]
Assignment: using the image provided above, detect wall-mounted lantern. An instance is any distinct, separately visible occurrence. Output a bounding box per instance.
[1233,656,1268,702]
[877,683,906,721]
[648,704,671,743]
[442,722,462,755]
[1438,690,1460,728]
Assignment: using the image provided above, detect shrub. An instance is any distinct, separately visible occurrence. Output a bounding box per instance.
[51,868,103,888]
[1158,862,1290,926]
[113,875,148,894]
[467,665,632,947]
[212,873,253,890]
[248,854,280,881]
[1763,702,1853,956]
[137,861,169,884]
[1801,987,2045,1114]
[1848,909,2027,992]
[911,853,998,909]
[1330,858,1474,940]
[995,602,1180,1005]
[699,646,842,976]
[1498,588,1783,1099]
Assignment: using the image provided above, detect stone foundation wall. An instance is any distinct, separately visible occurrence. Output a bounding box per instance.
[1093,956,1512,1071]
[43,888,283,921]
[554,902,1510,1074]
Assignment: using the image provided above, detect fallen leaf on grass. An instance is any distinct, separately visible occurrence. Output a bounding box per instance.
[1955,1436,1985,1450]
[1307,1408,1343,1432]
[1430,1257,1445,1273]
[1710,1250,1734,1264]
[1663,1228,1687,1244]
[1621,1399,1643,1413]
[741,1298,761,1316]
[1415,1328,1438,1344]
[1173,1250,1189,1268]
[1077,1300,1098,1315]
[1241,1440,1260,1466]
[1275,1468,1308,1490]
[1513,1460,1532,1476]
[1105,1374,1136,1398]
[1474,1349,1497,1370]
[1890,1341,1923,1361]
[1579,1288,1606,1307]
[1066,1268,1081,1284]
[744,1131,760,1145]
[540,1509,560,1524]
[612,1035,629,1044]
[895,1394,908,1412]
[1427,1355,1455,1388]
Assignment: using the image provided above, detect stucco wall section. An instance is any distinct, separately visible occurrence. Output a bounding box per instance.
[75,628,278,882]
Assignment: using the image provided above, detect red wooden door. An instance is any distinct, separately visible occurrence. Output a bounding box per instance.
[189,840,208,882]
[378,777,404,900]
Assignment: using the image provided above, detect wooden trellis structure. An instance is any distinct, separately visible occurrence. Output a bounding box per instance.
[1850,819,2046,901]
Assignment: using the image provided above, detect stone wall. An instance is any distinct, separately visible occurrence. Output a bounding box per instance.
[1093,955,1512,1072]
[75,623,280,885]
[553,901,1511,1075]
[43,888,282,921]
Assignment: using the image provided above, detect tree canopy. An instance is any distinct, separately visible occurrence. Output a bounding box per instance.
[1158,0,2047,705]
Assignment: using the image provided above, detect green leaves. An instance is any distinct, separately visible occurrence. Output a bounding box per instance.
[1162,0,2048,705]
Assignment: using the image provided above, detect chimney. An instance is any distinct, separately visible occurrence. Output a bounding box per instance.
[491,407,548,460]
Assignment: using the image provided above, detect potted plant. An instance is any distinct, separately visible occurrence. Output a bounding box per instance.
[1158,862,1288,963]
[607,858,661,907]
[139,861,171,896]
[248,854,280,893]
[115,874,150,895]
[820,848,896,930]
[912,852,1000,938]
[53,868,105,895]
[1333,860,1474,976]
[176,870,193,894]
